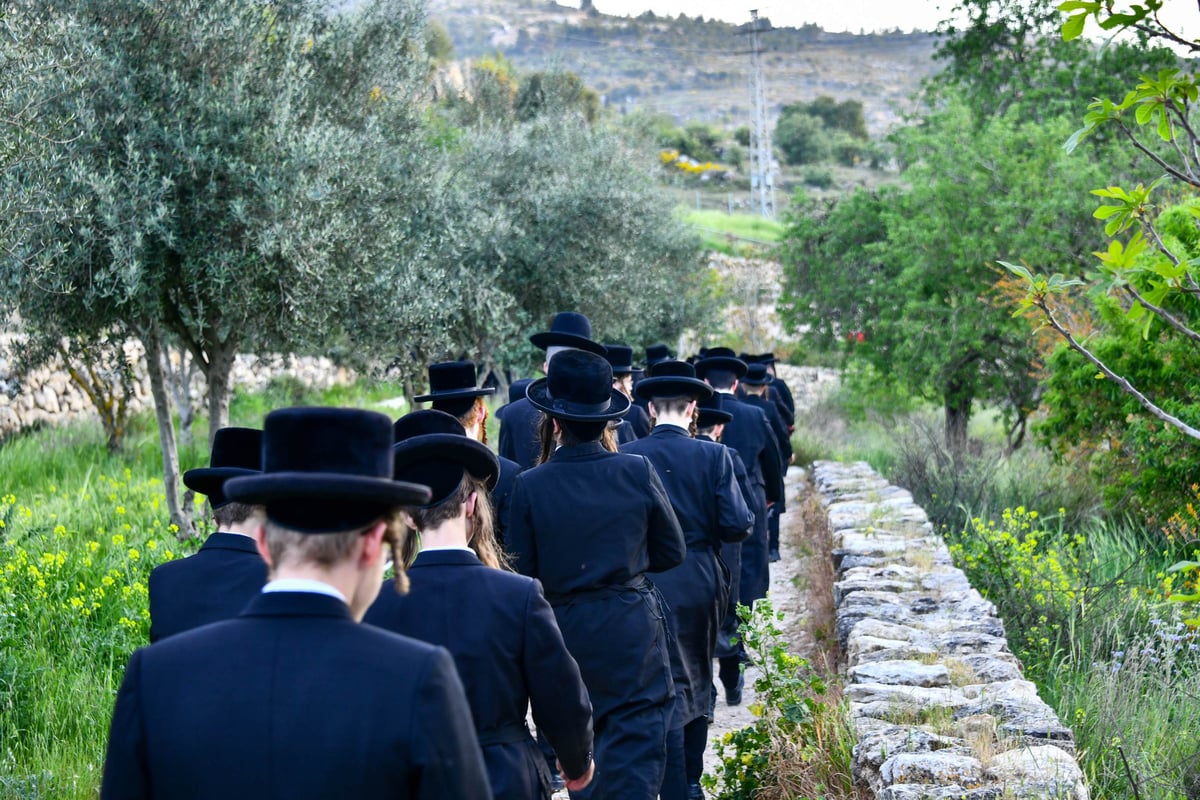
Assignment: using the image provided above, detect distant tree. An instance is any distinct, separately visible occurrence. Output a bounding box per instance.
[515,70,600,123]
[733,125,751,147]
[773,112,831,165]
[426,19,456,62]
[784,96,868,139]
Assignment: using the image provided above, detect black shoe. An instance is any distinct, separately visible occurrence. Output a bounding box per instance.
[725,673,744,706]
[769,548,781,563]
[688,783,705,800]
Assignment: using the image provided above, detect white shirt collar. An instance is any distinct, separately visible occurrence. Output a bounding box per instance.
[262,578,347,603]
[419,545,474,553]
[654,420,689,432]
[717,388,736,395]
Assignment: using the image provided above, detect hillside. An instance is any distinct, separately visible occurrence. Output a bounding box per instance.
[428,0,943,135]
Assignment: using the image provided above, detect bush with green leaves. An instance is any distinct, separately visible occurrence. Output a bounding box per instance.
[703,599,857,800]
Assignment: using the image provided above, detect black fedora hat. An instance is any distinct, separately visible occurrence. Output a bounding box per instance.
[741,363,775,386]
[634,360,713,401]
[393,410,499,507]
[413,361,496,404]
[526,349,631,422]
[183,427,263,509]
[756,352,778,364]
[697,393,733,428]
[644,343,673,369]
[604,343,636,375]
[695,347,748,380]
[507,378,533,405]
[225,407,431,534]
[529,311,607,355]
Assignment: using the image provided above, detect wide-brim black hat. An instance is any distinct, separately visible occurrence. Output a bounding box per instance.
[605,343,636,374]
[183,427,263,509]
[226,407,431,533]
[741,363,775,386]
[393,410,499,507]
[526,349,630,422]
[645,343,673,367]
[695,347,748,379]
[634,360,713,401]
[413,361,496,403]
[529,311,607,355]
[697,393,733,427]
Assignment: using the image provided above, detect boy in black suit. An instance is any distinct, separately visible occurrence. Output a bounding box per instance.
[147,427,267,642]
[102,407,491,800]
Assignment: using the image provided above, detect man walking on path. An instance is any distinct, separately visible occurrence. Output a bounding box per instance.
[622,360,752,800]
[738,362,794,563]
[148,427,267,642]
[694,348,782,707]
[498,312,606,470]
[102,407,491,800]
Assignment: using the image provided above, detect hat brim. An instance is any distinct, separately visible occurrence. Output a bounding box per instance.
[695,356,749,379]
[525,379,631,421]
[698,410,733,426]
[412,386,496,403]
[528,332,608,355]
[634,376,714,401]
[225,473,432,508]
[183,467,260,498]
[393,435,500,490]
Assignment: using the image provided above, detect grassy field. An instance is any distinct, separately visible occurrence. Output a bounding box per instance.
[677,207,787,255]
[0,377,413,799]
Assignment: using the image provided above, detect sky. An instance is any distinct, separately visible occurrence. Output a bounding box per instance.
[588,0,1195,37]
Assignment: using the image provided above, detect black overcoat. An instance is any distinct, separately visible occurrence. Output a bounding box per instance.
[497,397,542,470]
[627,404,652,439]
[771,378,796,427]
[102,591,491,800]
[363,549,593,800]
[697,436,753,661]
[146,532,267,642]
[717,393,782,604]
[621,426,752,725]
[506,442,686,799]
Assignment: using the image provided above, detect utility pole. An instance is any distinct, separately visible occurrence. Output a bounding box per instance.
[740,10,776,220]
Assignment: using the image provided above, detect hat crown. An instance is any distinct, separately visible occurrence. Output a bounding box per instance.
[394,409,467,442]
[427,361,479,394]
[508,378,533,404]
[648,360,696,379]
[209,427,263,471]
[604,343,634,371]
[547,350,613,406]
[645,343,671,364]
[697,393,724,413]
[548,311,594,339]
[745,363,771,383]
[262,407,393,480]
[705,347,738,359]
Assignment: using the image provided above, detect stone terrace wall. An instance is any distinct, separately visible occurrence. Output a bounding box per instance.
[0,337,355,437]
[810,460,1088,800]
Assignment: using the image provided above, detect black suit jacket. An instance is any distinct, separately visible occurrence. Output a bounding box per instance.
[718,393,783,503]
[771,378,796,427]
[102,591,491,800]
[147,532,267,642]
[621,426,752,723]
[364,550,592,798]
[497,398,542,470]
[492,456,522,546]
[743,394,793,468]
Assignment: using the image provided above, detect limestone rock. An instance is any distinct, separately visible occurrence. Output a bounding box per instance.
[849,660,951,688]
[880,752,983,787]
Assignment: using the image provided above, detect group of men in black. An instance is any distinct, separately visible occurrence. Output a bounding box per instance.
[101,311,795,800]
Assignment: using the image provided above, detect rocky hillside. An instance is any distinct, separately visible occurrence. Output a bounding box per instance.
[428,0,942,135]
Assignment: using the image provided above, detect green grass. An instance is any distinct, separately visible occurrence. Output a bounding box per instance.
[0,376,409,799]
[676,207,787,255]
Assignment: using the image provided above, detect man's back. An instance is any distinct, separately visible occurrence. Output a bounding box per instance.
[103,591,491,800]
[496,397,541,470]
[147,532,267,642]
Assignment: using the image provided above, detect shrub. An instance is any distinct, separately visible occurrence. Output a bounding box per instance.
[703,599,861,800]
[801,166,834,189]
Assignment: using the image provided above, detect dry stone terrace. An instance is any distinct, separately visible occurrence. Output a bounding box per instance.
[813,460,1087,800]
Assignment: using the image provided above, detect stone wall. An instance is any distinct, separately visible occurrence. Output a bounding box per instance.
[811,460,1087,800]
[0,338,355,438]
